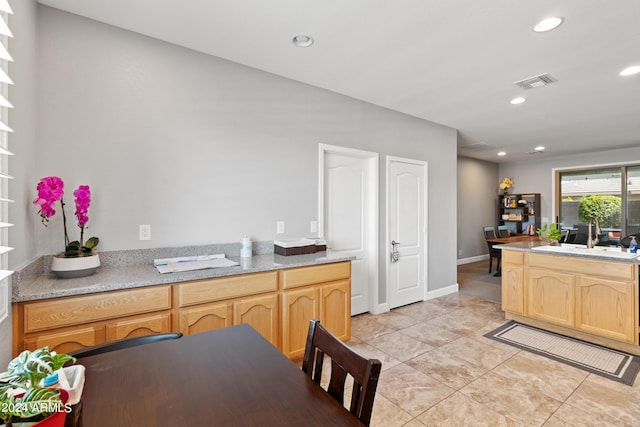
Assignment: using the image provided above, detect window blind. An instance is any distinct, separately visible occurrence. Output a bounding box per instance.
[0,0,13,323]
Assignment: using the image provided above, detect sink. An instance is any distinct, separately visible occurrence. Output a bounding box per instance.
[531,244,639,259]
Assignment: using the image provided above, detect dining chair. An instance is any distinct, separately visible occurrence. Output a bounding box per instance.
[483,226,501,273]
[302,320,382,426]
[497,225,510,238]
[68,332,183,358]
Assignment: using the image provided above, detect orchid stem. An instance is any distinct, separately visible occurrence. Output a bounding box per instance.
[61,198,69,250]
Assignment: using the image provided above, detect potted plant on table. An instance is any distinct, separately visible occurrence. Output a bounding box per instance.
[536,223,563,245]
[33,177,100,278]
[0,347,75,426]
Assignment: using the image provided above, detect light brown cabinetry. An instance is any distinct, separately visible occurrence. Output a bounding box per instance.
[526,268,575,328]
[502,250,639,354]
[179,302,232,336]
[501,251,524,315]
[575,276,636,343]
[175,271,279,347]
[13,261,351,360]
[14,286,172,355]
[280,262,351,359]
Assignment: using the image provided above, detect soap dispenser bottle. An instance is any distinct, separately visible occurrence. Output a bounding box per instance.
[240,236,252,258]
[630,236,638,254]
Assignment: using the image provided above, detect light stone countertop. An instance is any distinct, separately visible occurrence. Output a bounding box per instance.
[12,244,354,303]
[496,241,640,264]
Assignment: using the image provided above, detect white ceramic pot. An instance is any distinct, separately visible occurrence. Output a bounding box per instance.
[51,253,100,279]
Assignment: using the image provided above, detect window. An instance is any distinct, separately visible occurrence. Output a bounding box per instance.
[557,164,640,245]
[0,0,13,323]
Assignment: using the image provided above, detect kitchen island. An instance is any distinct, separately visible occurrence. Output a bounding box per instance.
[12,248,353,361]
[498,241,640,355]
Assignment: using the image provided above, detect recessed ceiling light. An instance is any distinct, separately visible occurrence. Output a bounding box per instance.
[620,65,640,76]
[533,17,564,33]
[292,35,314,48]
[510,97,526,105]
[498,151,507,156]
[534,146,545,151]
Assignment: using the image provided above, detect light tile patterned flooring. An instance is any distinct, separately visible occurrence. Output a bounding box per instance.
[347,268,640,426]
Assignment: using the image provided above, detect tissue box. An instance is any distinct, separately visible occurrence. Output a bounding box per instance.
[274,239,316,256]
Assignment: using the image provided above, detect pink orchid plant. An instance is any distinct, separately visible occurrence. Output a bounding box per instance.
[33,176,99,257]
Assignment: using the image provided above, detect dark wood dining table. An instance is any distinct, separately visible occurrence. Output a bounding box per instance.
[486,235,540,276]
[77,324,365,426]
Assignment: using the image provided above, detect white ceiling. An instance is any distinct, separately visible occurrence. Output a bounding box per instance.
[37,0,640,163]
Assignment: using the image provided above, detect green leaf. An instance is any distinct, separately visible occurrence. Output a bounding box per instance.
[66,241,80,249]
[13,387,62,418]
[85,237,99,249]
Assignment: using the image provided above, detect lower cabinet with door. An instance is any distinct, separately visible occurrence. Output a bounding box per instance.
[501,249,639,355]
[13,260,351,361]
[281,262,351,360]
[13,285,173,355]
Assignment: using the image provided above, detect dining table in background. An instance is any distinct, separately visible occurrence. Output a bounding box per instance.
[486,234,541,276]
[76,324,366,426]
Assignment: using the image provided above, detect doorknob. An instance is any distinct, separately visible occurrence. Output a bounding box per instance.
[391,240,400,263]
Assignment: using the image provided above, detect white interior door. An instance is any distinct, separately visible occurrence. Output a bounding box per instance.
[387,156,427,309]
[320,145,378,315]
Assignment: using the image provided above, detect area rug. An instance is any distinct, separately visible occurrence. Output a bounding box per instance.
[485,321,640,386]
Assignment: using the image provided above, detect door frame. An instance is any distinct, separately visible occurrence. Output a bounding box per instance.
[318,144,380,314]
[385,155,429,307]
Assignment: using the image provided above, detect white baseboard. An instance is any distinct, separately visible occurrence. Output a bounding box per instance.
[457,254,489,265]
[426,283,459,300]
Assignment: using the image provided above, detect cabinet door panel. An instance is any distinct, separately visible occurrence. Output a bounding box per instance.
[527,268,574,328]
[106,312,172,341]
[282,288,319,359]
[179,302,232,336]
[576,277,637,344]
[24,326,104,354]
[320,280,350,341]
[502,264,524,314]
[233,294,279,348]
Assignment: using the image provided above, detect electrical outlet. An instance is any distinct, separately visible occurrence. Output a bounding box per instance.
[310,220,318,233]
[276,221,285,234]
[139,224,151,240]
[458,249,462,256]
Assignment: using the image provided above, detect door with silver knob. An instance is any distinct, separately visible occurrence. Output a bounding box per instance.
[387,156,427,309]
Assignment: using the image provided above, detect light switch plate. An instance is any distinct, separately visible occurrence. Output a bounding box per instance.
[139,224,151,240]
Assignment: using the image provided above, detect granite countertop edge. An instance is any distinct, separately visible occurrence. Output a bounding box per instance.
[13,250,354,303]
[495,241,640,264]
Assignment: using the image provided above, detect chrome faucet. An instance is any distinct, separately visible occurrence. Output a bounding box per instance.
[587,217,601,248]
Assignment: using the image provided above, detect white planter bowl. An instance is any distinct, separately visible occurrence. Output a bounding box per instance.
[51,253,100,279]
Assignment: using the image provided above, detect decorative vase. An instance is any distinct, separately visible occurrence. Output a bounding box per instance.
[51,253,100,279]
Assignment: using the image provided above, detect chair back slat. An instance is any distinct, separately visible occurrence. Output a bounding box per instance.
[302,320,382,426]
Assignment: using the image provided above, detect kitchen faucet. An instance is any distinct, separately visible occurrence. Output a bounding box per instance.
[587,217,601,248]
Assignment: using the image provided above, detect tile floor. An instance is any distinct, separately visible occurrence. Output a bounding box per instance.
[348,291,640,426]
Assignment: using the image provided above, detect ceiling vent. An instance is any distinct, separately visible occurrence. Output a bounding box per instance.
[514,73,556,90]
